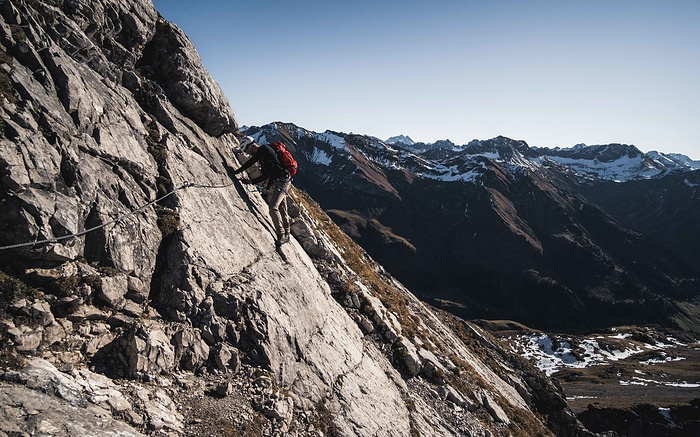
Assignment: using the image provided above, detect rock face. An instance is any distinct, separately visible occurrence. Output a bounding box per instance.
[0,1,594,436]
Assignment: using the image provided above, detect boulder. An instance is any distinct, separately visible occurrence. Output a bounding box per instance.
[396,336,423,377]
[291,220,332,260]
[24,263,80,284]
[42,322,67,347]
[2,359,86,407]
[29,301,56,326]
[121,300,144,318]
[6,324,42,352]
[216,381,232,397]
[95,275,128,309]
[126,276,150,303]
[261,395,294,422]
[440,385,466,406]
[120,322,175,378]
[482,391,511,425]
[143,389,184,434]
[0,385,145,437]
[172,327,209,371]
[73,368,132,414]
[211,342,238,372]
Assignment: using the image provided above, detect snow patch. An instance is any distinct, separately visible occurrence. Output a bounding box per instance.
[306,148,333,166]
[508,331,683,376]
[659,408,677,427]
[417,159,487,184]
[538,153,662,182]
[316,132,347,151]
[250,132,268,145]
[620,377,700,388]
[566,395,597,401]
[639,356,686,365]
[420,167,483,183]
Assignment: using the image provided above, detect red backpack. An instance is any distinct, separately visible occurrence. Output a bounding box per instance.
[270,141,297,177]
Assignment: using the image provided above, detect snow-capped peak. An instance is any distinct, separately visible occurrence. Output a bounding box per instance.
[386,135,415,146]
[647,151,700,170]
[244,123,698,184]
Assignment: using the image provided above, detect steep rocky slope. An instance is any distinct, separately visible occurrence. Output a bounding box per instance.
[0,0,595,435]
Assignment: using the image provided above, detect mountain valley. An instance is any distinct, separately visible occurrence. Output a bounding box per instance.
[243,122,700,334]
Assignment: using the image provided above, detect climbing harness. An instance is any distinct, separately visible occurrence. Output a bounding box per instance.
[0,180,235,251]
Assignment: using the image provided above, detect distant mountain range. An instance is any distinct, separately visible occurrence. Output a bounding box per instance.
[390,136,700,182]
[244,122,700,333]
[385,134,415,146]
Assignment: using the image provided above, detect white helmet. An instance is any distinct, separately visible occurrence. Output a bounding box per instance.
[239,136,256,149]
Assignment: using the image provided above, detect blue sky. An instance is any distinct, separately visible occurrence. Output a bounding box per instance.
[152,0,700,159]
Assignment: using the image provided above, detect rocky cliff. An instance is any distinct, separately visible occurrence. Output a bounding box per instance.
[0,1,595,436]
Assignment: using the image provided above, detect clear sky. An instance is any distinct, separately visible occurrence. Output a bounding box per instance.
[152,0,700,159]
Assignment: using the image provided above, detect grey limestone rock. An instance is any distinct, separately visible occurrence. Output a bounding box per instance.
[172,326,210,372]
[142,389,184,434]
[2,358,86,407]
[0,385,145,437]
[482,391,512,425]
[29,301,55,326]
[261,394,294,422]
[120,322,175,379]
[95,274,128,309]
[396,336,423,377]
[211,342,238,372]
[5,323,43,352]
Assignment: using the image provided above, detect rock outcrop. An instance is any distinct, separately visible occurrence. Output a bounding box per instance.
[0,0,595,435]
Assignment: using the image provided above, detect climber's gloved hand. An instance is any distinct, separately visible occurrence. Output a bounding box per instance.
[239,178,251,185]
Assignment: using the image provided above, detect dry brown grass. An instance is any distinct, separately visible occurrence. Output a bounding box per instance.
[292,189,417,332]
[674,300,700,333]
[0,271,41,314]
[500,403,556,437]
[368,219,417,251]
[326,209,367,227]
[474,319,533,333]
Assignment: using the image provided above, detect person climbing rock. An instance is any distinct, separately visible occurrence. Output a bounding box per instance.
[233,136,297,246]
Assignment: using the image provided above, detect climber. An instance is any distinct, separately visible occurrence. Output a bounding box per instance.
[232,136,296,246]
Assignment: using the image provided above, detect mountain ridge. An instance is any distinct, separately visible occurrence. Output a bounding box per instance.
[388,134,700,175]
[244,121,700,333]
